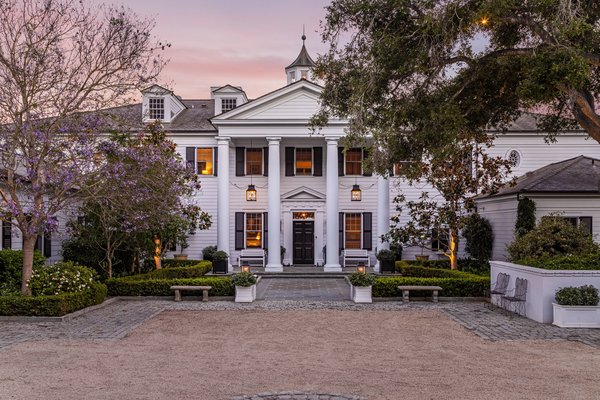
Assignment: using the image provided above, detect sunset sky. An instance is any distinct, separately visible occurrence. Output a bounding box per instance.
[104,0,333,99]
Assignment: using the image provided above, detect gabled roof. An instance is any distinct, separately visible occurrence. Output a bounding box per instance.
[483,155,600,198]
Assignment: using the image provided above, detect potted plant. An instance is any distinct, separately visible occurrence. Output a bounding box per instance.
[212,250,229,274]
[553,285,600,328]
[232,271,259,302]
[376,249,396,273]
[202,245,217,262]
[415,235,429,261]
[348,271,376,303]
[173,236,189,260]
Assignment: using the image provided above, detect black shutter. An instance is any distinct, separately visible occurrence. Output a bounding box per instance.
[338,147,345,176]
[235,212,245,250]
[285,147,295,176]
[213,147,218,176]
[186,147,195,171]
[362,149,372,176]
[2,220,11,249]
[263,212,268,249]
[313,147,323,176]
[263,147,269,177]
[43,232,52,258]
[236,147,245,176]
[362,212,372,250]
[339,212,344,253]
[35,235,42,252]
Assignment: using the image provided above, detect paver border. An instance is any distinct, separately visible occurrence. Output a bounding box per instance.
[0,297,120,323]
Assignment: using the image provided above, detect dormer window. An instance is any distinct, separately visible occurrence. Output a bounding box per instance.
[149,97,164,120]
[222,98,237,113]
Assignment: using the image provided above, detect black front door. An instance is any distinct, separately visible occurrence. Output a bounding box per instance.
[293,221,314,264]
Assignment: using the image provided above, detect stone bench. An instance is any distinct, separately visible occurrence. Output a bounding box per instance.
[170,285,212,302]
[397,285,443,303]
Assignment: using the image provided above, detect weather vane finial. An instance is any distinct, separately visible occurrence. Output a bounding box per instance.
[302,24,306,42]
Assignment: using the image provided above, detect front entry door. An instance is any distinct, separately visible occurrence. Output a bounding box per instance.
[293,221,314,264]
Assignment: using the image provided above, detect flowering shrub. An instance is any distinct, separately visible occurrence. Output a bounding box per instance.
[28,262,97,296]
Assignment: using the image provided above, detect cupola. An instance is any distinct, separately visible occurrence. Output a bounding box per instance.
[285,32,316,84]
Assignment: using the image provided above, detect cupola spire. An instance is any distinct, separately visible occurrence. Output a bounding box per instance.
[285,27,316,84]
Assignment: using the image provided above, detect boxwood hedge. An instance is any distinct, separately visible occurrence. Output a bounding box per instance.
[142,258,205,271]
[107,277,234,296]
[0,282,107,316]
[123,261,212,281]
[373,276,489,297]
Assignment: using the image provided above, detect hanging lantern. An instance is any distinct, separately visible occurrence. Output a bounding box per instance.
[246,184,257,201]
[351,184,362,201]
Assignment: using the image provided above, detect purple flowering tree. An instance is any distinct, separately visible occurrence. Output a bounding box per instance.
[0,0,166,294]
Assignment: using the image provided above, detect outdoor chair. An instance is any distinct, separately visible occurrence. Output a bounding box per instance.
[501,277,528,316]
[487,272,510,307]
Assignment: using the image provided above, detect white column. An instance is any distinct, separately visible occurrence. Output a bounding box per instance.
[266,137,283,272]
[375,174,391,272]
[217,137,232,272]
[325,137,341,272]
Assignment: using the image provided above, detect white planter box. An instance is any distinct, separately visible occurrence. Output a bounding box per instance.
[235,284,256,303]
[351,285,372,303]
[491,261,600,323]
[553,303,600,328]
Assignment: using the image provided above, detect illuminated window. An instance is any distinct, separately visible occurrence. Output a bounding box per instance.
[289,71,296,82]
[246,148,263,175]
[222,98,237,112]
[295,148,313,175]
[301,70,308,80]
[196,148,213,175]
[345,148,362,175]
[345,213,362,249]
[245,213,262,248]
[149,97,164,120]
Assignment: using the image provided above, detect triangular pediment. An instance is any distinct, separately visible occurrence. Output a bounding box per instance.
[282,186,325,201]
[211,80,323,122]
[211,84,245,94]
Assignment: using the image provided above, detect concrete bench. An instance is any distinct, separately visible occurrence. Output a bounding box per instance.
[342,249,370,268]
[170,285,212,302]
[239,249,265,267]
[397,285,443,303]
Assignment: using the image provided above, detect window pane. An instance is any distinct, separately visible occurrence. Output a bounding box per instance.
[345,213,361,249]
[149,98,164,120]
[580,217,593,235]
[345,148,362,175]
[222,98,237,112]
[246,213,262,248]
[295,148,312,175]
[196,148,213,175]
[431,228,449,251]
[246,148,263,175]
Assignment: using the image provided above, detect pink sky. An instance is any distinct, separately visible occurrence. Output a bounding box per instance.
[101,0,332,99]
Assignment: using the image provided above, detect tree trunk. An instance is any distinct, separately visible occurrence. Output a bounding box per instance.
[448,230,458,270]
[21,235,37,296]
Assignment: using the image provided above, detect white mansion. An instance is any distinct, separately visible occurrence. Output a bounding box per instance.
[12,37,600,270]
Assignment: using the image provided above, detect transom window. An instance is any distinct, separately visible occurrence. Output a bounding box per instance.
[222,98,237,112]
[196,148,213,175]
[508,150,521,168]
[149,97,164,120]
[245,213,262,248]
[345,148,363,175]
[246,148,263,175]
[293,212,314,220]
[295,148,313,175]
[345,213,362,249]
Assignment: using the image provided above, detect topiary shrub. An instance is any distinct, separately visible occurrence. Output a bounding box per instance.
[515,197,536,237]
[462,214,493,261]
[28,262,98,296]
[555,285,599,306]
[202,245,217,262]
[231,271,257,287]
[507,216,599,261]
[0,250,46,295]
[348,272,376,286]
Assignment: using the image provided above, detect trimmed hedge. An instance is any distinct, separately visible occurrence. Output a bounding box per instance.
[518,253,600,270]
[373,276,489,298]
[123,261,212,281]
[142,258,205,271]
[398,259,490,276]
[0,282,107,317]
[107,277,234,296]
[396,262,480,279]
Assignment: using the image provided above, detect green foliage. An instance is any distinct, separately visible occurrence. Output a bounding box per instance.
[399,259,490,275]
[29,262,98,296]
[122,261,212,281]
[0,283,107,316]
[231,271,257,287]
[0,250,46,295]
[348,272,376,287]
[395,262,483,279]
[142,258,205,271]
[519,253,600,270]
[508,216,598,261]
[373,276,489,298]
[376,249,396,261]
[213,250,229,261]
[462,214,494,261]
[202,246,217,262]
[515,198,536,237]
[106,277,234,296]
[555,285,599,306]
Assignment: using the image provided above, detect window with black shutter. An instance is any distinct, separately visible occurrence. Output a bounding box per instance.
[285,147,295,176]
[235,212,245,249]
[338,147,344,176]
[2,220,11,249]
[213,147,218,176]
[236,147,246,176]
[43,231,52,257]
[186,147,195,170]
[362,212,372,250]
[339,212,344,253]
[313,146,323,176]
[263,212,268,249]
[263,147,269,176]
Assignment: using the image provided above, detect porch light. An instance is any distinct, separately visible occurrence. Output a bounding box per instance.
[351,184,362,201]
[246,184,257,201]
[241,263,251,273]
[357,263,366,274]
